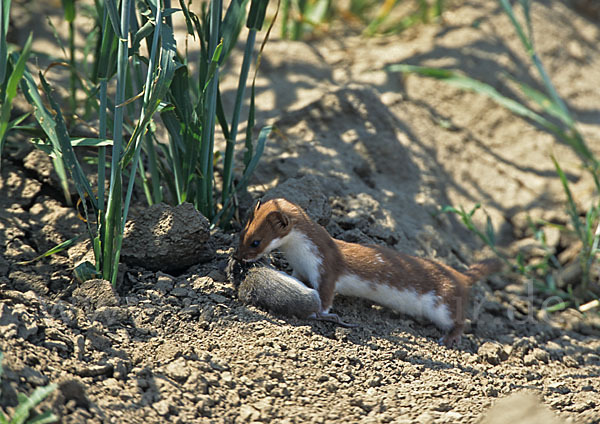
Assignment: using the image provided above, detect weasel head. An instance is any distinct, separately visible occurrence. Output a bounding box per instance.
[236,199,294,262]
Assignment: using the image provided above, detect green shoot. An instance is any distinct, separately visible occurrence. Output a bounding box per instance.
[0,353,58,424]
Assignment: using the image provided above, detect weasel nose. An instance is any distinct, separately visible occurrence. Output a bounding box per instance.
[233,250,242,262]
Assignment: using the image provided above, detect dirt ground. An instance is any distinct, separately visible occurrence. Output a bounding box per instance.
[2,0,600,422]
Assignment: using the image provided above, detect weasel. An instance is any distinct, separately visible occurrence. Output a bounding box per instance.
[235,198,501,346]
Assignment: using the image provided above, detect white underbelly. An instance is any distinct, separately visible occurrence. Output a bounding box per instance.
[335,273,453,330]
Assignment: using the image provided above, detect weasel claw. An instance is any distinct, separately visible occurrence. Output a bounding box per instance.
[309,312,358,328]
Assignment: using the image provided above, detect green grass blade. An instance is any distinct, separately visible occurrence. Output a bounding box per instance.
[97,79,108,269]
[123,3,178,225]
[0,0,12,84]
[132,19,155,52]
[545,301,569,313]
[69,137,112,147]
[160,108,186,203]
[485,214,496,246]
[552,155,583,240]
[95,6,118,81]
[388,65,571,141]
[4,33,32,105]
[243,78,257,169]
[19,68,94,207]
[198,0,222,217]
[38,73,96,206]
[238,125,271,192]
[177,0,196,37]
[122,7,178,167]
[498,0,532,53]
[221,0,249,61]
[202,40,223,93]
[25,410,59,424]
[499,0,571,123]
[215,125,271,226]
[103,171,122,282]
[17,235,85,265]
[103,0,131,285]
[247,0,269,31]
[435,0,444,17]
[505,74,566,123]
[0,32,33,158]
[11,383,58,424]
[51,156,73,206]
[505,77,593,166]
[222,28,256,205]
[292,0,307,39]
[104,0,122,38]
[215,88,230,141]
[61,0,75,22]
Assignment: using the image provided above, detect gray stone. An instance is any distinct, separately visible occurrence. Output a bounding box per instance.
[533,348,550,364]
[478,342,507,365]
[153,399,172,416]
[21,366,49,386]
[44,340,70,354]
[523,353,539,366]
[155,273,175,293]
[75,363,114,377]
[8,270,48,295]
[165,358,190,383]
[0,303,38,340]
[94,306,129,327]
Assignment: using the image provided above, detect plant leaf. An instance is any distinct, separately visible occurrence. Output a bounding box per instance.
[24,409,59,424]
[237,125,271,192]
[177,0,196,37]
[0,0,12,84]
[61,0,75,22]
[552,155,583,240]
[70,137,113,147]
[247,0,269,30]
[505,74,568,125]
[17,235,85,265]
[0,32,33,154]
[11,384,58,424]
[485,214,496,246]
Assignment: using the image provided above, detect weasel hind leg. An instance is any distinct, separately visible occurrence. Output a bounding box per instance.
[439,323,464,348]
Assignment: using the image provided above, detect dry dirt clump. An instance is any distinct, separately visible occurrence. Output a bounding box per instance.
[2,0,600,422]
[121,202,211,272]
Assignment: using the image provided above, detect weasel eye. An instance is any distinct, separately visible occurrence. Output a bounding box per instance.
[250,240,261,248]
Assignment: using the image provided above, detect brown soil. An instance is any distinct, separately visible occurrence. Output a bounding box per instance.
[2,0,600,423]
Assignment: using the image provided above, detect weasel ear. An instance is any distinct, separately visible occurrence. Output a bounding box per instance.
[245,199,262,225]
[267,211,290,231]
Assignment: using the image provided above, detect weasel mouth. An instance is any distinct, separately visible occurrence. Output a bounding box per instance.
[240,252,266,263]
[241,256,261,263]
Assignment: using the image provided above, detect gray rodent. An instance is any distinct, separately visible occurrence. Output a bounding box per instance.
[226,257,321,319]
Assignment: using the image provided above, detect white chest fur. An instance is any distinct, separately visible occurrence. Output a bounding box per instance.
[335,273,453,330]
[278,230,323,290]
